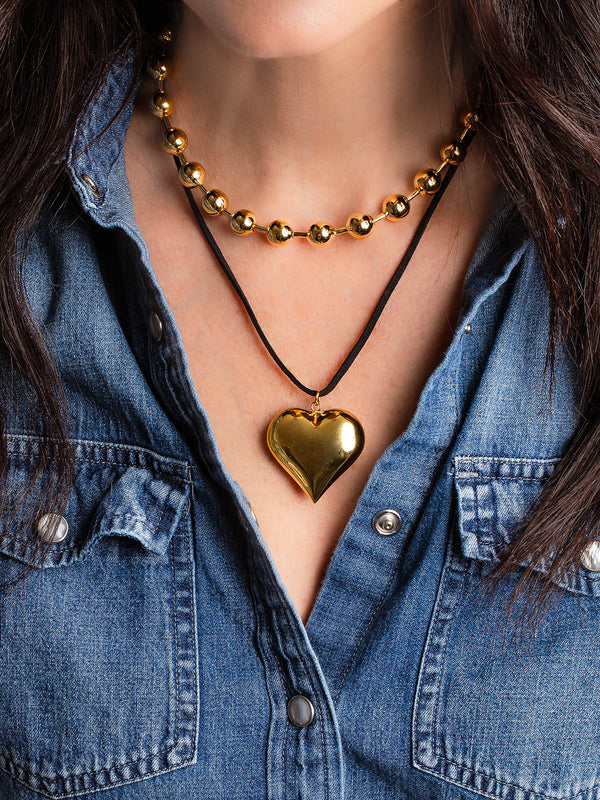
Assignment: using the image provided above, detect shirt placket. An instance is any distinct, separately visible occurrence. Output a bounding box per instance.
[245,522,344,800]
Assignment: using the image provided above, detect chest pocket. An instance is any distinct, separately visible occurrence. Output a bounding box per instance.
[0,435,198,798]
[413,455,600,800]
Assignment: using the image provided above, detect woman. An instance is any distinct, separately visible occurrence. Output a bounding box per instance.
[0,0,598,798]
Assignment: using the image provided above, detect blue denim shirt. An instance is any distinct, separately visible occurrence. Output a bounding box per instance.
[0,40,590,800]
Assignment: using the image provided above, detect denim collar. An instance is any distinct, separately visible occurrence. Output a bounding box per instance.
[66,35,141,228]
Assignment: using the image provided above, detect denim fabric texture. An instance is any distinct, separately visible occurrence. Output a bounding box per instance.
[0,39,589,800]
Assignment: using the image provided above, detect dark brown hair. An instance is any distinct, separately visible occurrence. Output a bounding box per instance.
[0,0,173,578]
[1,0,599,605]
[448,0,600,614]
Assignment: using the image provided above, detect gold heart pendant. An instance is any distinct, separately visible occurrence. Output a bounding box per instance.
[266,407,365,503]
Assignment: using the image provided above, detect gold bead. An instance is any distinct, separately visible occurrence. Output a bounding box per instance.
[462,110,480,129]
[202,190,228,215]
[147,57,169,81]
[347,215,373,237]
[383,195,410,220]
[231,210,256,235]
[414,169,441,195]
[267,220,294,246]
[178,161,205,188]
[150,90,174,118]
[157,27,174,46]
[307,223,334,245]
[440,139,467,165]
[161,127,188,155]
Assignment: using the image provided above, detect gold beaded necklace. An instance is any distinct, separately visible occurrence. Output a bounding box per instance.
[146,28,477,502]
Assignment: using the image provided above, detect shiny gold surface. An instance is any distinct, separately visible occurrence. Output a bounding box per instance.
[202,189,228,214]
[266,407,365,503]
[161,127,188,155]
[462,110,479,129]
[150,91,174,118]
[147,57,169,81]
[267,220,294,245]
[383,194,410,219]
[178,161,205,187]
[231,209,256,235]
[157,28,174,46]
[414,169,441,195]
[440,139,467,165]
[347,215,374,237]
[307,223,335,245]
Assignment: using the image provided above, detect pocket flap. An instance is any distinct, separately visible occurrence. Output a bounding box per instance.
[86,465,190,556]
[454,456,558,562]
[0,435,191,572]
[453,454,600,596]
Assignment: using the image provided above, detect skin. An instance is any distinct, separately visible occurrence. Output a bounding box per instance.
[178,0,428,58]
[124,0,500,622]
[168,0,463,222]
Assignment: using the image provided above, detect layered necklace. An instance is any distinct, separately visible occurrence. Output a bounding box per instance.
[146,28,477,502]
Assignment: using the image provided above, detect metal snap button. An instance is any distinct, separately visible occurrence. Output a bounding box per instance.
[464,323,472,334]
[581,541,600,571]
[287,695,315,728]
[81,173,102,199]
[371,509,402,536]
[37,513,69,543]
[149,311,163,343]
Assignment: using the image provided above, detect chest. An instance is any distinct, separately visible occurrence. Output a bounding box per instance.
[130,222,477,619]
[123,136,495,623]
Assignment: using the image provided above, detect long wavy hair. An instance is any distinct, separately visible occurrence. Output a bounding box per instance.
[0,0,599,612]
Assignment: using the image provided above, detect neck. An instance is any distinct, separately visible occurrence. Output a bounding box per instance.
[168,3,468,226]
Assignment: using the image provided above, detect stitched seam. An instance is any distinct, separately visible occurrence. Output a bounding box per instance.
[431,563,468,761]
[283,717,289,800]
[7,456,192,483]
[0,755,187,800]
[455,456,562,465]
[428,751,599,800]
[244,545,275,800]
[411,541,453,767]
[459,476,552,483]
[334,563,400,703]
[270,620,289,800]
[168,533,181,752]
[4,433,192,480]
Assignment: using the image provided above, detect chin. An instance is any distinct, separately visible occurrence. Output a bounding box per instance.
[183,0,401,59]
